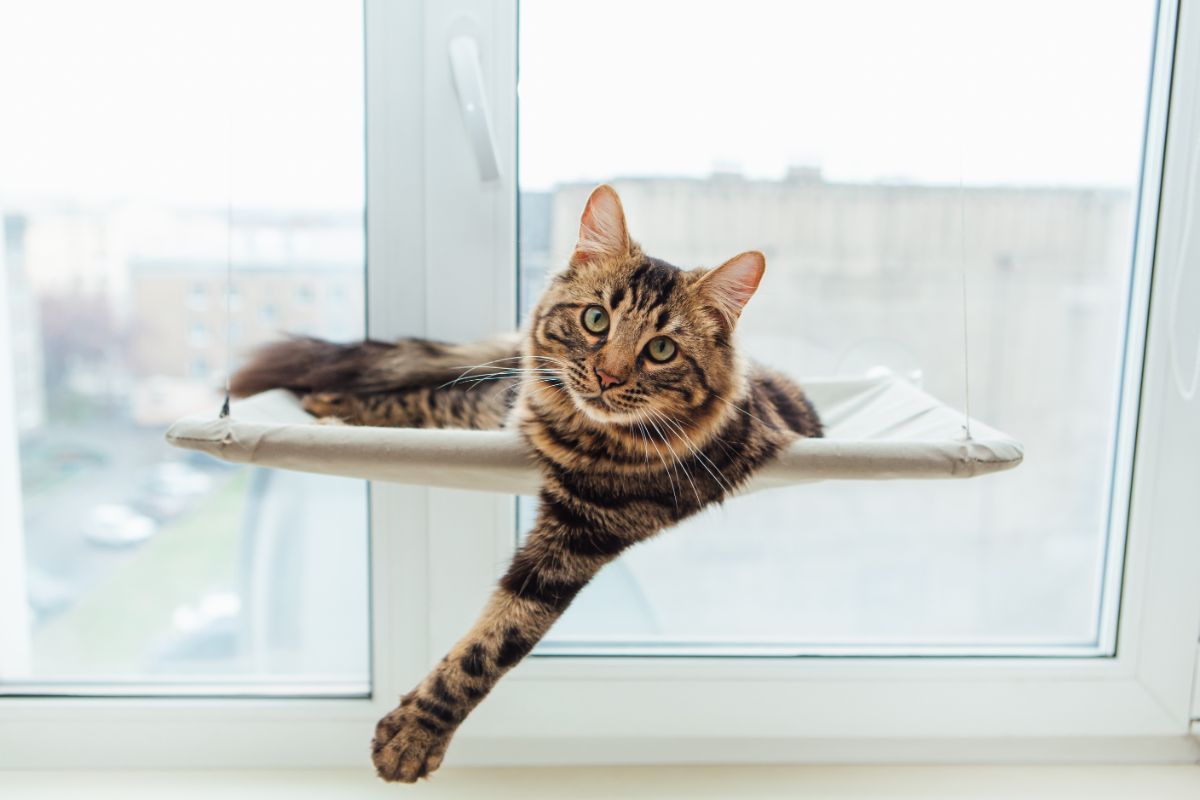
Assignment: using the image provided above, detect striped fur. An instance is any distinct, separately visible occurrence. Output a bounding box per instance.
[231,185,821,782]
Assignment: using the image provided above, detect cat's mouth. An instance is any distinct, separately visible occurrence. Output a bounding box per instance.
[579,392,612,413]
[571,389,648,425]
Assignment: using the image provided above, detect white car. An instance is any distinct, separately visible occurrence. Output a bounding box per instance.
[148,463,213,497]
[83,504,158,547]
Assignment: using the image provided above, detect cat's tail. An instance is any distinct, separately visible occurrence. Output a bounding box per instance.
[229,334,522,398]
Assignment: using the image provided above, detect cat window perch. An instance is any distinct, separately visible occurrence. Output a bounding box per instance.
[165,145,1021,489]
[165,372,1023,495]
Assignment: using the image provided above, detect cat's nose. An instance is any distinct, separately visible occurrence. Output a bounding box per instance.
[595,367,626,390]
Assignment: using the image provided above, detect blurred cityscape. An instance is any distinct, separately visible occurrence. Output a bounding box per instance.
[2,168,1136,675]
[525,173,1133,651]
[6,206,362,431]
[3,203,369,684]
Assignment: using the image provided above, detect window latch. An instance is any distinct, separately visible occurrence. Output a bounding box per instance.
[448,34,501,183]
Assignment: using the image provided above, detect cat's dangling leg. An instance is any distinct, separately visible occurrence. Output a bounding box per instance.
[370,493,646,783]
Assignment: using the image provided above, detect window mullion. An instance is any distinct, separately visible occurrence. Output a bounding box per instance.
[416,0,519,658]
[0,235,31,679]
[363,0,436,704]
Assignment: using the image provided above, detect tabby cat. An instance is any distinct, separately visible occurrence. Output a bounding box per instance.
[231,185,822,782]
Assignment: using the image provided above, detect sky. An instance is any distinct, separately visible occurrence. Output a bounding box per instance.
[518,0,1158,190]
[0,0,1159,208]
[0,0,365,210]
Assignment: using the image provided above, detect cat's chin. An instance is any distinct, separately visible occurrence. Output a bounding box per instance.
[570,391,645,426]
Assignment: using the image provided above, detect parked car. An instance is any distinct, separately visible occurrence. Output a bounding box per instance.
[132,489,192,522]
[25,567,75,618]
[148,462,213,497]
[134,462,216,521]
[83,504,157,547]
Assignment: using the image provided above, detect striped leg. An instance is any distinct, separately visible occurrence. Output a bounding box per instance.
[300,379,516,430]
[370,495,637,782]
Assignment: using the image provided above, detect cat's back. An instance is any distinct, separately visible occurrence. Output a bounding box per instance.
[745,361,823,439]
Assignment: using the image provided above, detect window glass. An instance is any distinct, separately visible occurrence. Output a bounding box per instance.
[518,0,1157,655]
[0,0,368,690]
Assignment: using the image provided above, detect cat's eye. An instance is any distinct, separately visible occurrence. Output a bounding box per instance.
[582,305,610,334]
[646,336,677,363]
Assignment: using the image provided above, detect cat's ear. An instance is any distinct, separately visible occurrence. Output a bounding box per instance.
[571,184,631,265]
[693,251,766,327]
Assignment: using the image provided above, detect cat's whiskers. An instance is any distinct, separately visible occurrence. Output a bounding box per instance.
[465,375,565,408]
[662,413,737,497]
[451,355,569,371]
[642,410,702,508]
[632,412,680,510]
[443,355,567,390]
[505,377,564,398]
[647,408,736,498]
[443,367,556,383]
[679,401,742,464]
[641,417,684,508]
[471,372,559,392]
[631,419,651,467]
[440,367,561,392]
[711,389,775,430]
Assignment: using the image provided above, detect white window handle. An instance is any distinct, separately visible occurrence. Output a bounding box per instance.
[448,34,501,182]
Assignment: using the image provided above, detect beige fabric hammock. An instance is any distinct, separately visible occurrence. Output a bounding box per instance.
[165,374,1022,495]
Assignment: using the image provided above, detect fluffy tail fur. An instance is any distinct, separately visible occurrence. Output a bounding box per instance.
[229,334,522,398]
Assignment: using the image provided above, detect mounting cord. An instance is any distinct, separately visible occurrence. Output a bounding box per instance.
[220,190,233,419]
[956,13,973,441]
[958,171,972,440]
[219,8,234,419]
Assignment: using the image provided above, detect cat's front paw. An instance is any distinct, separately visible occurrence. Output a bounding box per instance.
[371,697,452,783]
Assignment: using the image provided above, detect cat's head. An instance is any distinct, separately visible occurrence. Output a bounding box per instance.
[527,184,764,426]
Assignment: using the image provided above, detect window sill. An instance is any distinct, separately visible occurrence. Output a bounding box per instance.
[6,765,1200,799]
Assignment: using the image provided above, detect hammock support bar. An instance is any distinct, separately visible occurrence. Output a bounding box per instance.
[165,374,1023,495]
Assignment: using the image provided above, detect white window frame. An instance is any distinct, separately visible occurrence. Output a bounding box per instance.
[2,0,1198,769]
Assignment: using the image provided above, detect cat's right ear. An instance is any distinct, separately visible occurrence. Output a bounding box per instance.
[571,184,631,266]
[692,250,766,329]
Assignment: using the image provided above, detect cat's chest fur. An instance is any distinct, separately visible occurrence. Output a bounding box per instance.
[516,389,792,528]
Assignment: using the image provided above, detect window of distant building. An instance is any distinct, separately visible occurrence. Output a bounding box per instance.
[188,321,209,348]
[186,283,206,312]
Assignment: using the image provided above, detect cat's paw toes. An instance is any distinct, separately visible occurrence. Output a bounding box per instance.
[371,702,450,783]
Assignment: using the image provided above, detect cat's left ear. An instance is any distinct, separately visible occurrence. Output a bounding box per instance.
[571,184,631,265]
[693,251,766,327]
